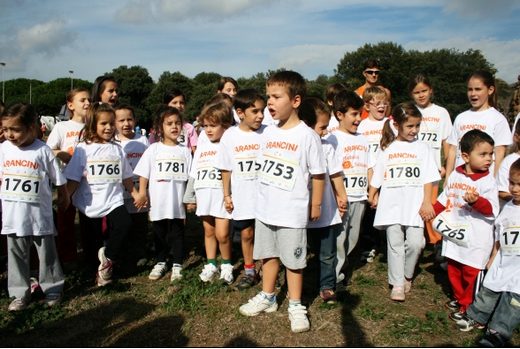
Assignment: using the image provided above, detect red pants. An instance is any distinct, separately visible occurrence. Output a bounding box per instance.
[56,198,87,264]
[447,258,483,312]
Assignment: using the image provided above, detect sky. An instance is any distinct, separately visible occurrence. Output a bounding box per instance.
[1,0,520,85]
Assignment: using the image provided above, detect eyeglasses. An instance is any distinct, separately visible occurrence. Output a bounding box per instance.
[365,70,380,75]
[368,101,389,107]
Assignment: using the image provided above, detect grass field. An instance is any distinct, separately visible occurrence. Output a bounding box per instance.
[1,212,519,347]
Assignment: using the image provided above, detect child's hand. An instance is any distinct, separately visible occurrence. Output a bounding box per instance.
[368,192,379,210]
[310,205,321,221]
[57,152,72,164]
[224,196,234,213]
[57,195,71,212]
[186,203,196,212]
[336,195,348,217]
[133,193,148,211]
[419,202,435,222]
[463,191,479,205]
[440,166,446,179]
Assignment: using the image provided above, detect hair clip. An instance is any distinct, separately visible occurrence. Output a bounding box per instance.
[99,102,103,105]
[388,115,393,120]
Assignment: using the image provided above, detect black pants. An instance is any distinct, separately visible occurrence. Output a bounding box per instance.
[79,205,132,267]
[153,219,184,265]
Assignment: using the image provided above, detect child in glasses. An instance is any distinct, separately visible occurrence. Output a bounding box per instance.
[354,58,392,119]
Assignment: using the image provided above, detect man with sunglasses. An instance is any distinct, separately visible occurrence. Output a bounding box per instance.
[354,59,392,119]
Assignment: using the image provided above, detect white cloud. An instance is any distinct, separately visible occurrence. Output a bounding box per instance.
[115,0,154,24]
[442,0,519,19]
[17,20,77,57]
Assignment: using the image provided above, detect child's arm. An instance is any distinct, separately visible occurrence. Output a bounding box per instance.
[66,179,79,197]
[183,176,196,211]
[499,191,513,201]
[444,144,457,187]
[52,149,72,164]
[221,170,233,214]
[330,172,348,217]
[493,146,507,177]
[441,139,450,178]
[419,182,435,222]
[135,176,149,210]
[310,174,325,221]
[122,177,143,211]
[368,185,379,209]
[56,184,70,211]
[486,241,500,270]
[463,191,493,216]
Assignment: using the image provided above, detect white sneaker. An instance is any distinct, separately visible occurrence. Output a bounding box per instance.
[199,263,219,282]
[288,304,310,333]
[239,292,278,316]
[219,264,234,285]
[171,265,183,282]
[149,263,167,280]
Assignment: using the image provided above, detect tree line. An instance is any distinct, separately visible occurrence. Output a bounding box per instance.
[1,42,509,130]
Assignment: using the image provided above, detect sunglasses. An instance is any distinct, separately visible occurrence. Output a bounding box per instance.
[365,70,380,75]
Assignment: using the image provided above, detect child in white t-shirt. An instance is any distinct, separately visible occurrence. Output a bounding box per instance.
[64,103,141,286]
[114,103,150,267]
[325,83,347,135]
[134,106,191,282]
[46,88,90,267]
[214,89,266,291]
[433,130,499,322]
[368,102,440,302]
[238,71,326,333]
[445,71,511,180]
[1,103,70,310]
[455,159,520,347]
[328,90,375,283]
[299,97,348,304]
[183,102,234,284]
[497,121,520,206]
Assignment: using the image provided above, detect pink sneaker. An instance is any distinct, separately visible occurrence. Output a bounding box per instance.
[391,286,405,301]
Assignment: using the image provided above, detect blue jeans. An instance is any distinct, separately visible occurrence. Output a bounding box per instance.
[467,285,520,341]
[308,224,341,291]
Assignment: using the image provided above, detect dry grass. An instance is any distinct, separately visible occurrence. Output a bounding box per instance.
[1,212,519,347]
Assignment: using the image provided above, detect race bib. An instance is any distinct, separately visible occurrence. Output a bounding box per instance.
[234,152,261,180]
[177,128,188,146]
[500,222,520,256]
[194,167,223,189]
[343,172,368,196]
[2,167,43,203]
[386,158,422,187]
[368,141,380,156]
[86,155,122,184]
[257,148,299,191]
[433,211,470,246]
[155,154,188,181]
[419,130,440,148]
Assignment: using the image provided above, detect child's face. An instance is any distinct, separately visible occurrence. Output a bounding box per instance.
[312,112,330,138]
[96,112,116,143]
[203,118,227,142]
[411,82,433,109]
[161,113,182,145]
[509,171,520,205]
[68,91,90,119]
[266,84,300,123]
[238,99,264,132]
[338,107,362,135]
[219,82,237,99]
[363,67,380,84]
[365,97,388,121]
[168,95,186,115]
[100,81,118,106]
[2,116,34,147]
[461,142,493,174]
[467,77,493,112]
[395,116,421,142]
[115,108,135,138]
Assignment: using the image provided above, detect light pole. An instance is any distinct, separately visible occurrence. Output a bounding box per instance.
[69,70,74,90]
[0,62,5,102]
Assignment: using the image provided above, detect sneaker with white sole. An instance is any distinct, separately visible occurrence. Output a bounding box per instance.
[199,263,219,283]
[456,314,485,332]
[170,265,183,282]
[44,293,62,307]
[239,292,278,316]
[30,277,41,294]
[8,299,28,311]
[219,264,234,285]
[288,304,310,333]
[98,247,113,280]
[149,263,168,280]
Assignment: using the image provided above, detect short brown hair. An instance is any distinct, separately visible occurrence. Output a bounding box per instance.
[266,71,307,101]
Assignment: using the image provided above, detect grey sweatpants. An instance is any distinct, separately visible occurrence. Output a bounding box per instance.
[7,234,64,302]
[386,225,425,286]
[335,200,366,278]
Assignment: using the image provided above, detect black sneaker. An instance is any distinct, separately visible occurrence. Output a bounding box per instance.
[445,299,460,311]
[479,329,506,347]
[449,311,465,322]
[234,274,259,291]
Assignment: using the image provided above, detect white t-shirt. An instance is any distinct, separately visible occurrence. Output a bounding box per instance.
[357,117,387,163]
[46,120,84,170]
[372,140,440,229]
[483,200,520,293]
[134,142,191,221]
[512,112,520,141]
[438,168,499,269]
[327,115,340,135]
[328,130,375,202]
[64,141,134,218]
[255,122,326,228]
[417,104,452,171]
[0,139,66,236]
[262,108,278,126]
[214,125,265,220]
[447,107,511,174]
[190,140,231,219]
[497,152,520,194]
[307,139,342,229]
[116,134,150,214]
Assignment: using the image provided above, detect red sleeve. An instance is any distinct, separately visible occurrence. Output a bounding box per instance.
[433,201,445,216]
[470,196,493,216]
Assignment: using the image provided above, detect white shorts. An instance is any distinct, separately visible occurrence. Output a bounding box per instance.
[253,219,307,270]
